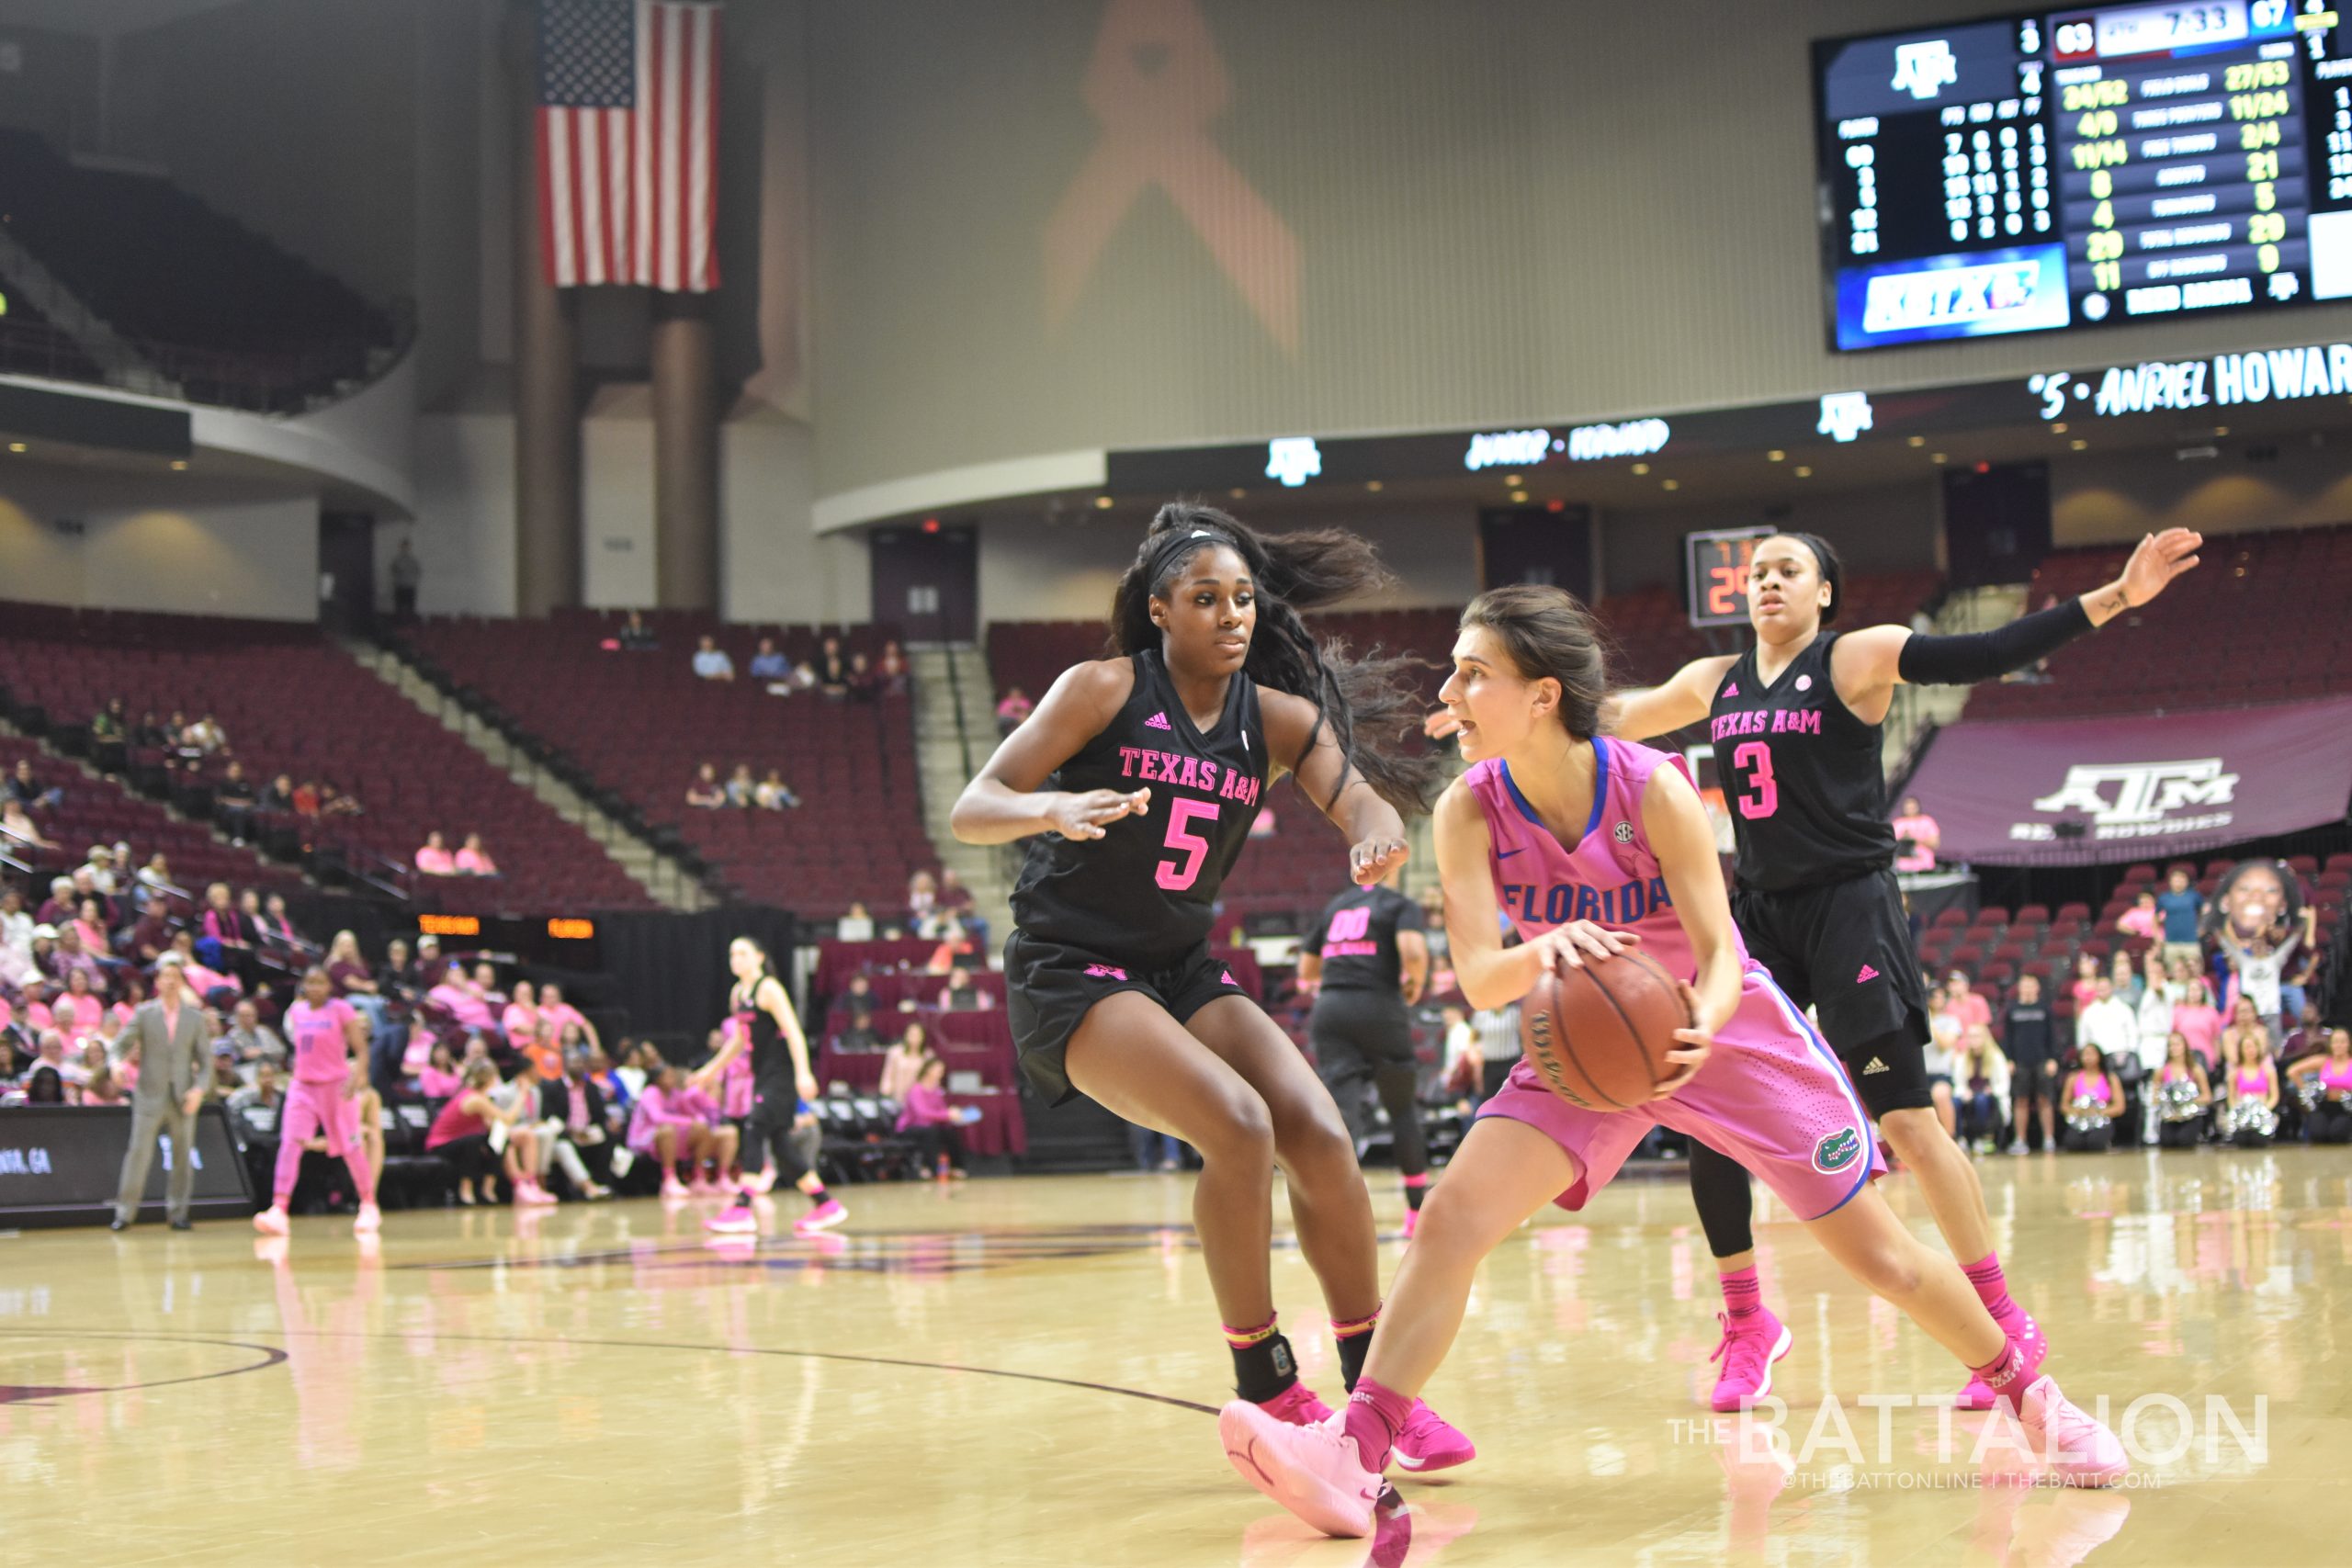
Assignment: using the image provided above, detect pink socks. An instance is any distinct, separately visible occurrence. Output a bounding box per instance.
[1719,1264,1763,1321]
[1341,1376,1415,1472]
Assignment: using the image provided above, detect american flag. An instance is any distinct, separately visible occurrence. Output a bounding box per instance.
[537,0,721,292]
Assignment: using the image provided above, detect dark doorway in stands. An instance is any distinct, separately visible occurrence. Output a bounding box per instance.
[1478,505,1592,598]
[318,512,376,634]
[870,522,978,643]
[1943,461,2051,590]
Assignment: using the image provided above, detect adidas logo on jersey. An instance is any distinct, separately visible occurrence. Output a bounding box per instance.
[1219,969,1237,986]
[1723,682,1739,697]
[1145,711,1172,730]
[1861,1056,1891,1076]
[1856,964,1881,984]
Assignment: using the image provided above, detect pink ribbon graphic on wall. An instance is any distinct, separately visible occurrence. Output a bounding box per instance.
[1045,0,1301,353]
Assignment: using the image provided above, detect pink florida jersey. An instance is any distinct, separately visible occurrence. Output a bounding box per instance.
[1463,738,1747,983]
[285,998,360,1085]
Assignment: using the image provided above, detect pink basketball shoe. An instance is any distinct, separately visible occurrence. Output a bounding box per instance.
[1389,1400,1475,1473]
[793,1199,848,1235]
[1219,1399,1384,1539]
[1708,1308,1792,1412]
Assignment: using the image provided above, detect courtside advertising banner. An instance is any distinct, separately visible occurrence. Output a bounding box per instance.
[1905,696,2352,865]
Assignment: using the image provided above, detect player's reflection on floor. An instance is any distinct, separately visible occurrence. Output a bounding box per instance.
[414,1222,1215,1280]
[1237,1499,1478,1568]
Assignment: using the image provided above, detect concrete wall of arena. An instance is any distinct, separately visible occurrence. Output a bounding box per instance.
[802,0,2352,507]
[0,466,318,620]
[2052,438,2352,545]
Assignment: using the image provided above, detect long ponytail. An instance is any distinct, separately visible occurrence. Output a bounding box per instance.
[1108,502,1445,817]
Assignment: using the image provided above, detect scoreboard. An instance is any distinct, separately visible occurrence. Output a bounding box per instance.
[1815,1,2352,350]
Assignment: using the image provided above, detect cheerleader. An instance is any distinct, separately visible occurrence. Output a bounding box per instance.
[2059,1045,2123,1153]
[2152,1032,2211,1150]
[2287,1029,2352,1145]
[2219,1032,2280,1148]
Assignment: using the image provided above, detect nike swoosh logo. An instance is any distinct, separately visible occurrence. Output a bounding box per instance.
[1391,1450,1433,1472]
[1496,847,1526,860]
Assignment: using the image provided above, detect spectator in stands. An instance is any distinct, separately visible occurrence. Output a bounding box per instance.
[8,758,61,811]
[2154,867,2204,965]
[426,963,495,1037]
[876,640,909,696]
[2132,956,2174,1078]
[79,1042,126,1106]
[0,889,33,990]
[2069,953,2102,1011]
[78,845,119,897]
[54,969,103,1043]
[879,1021,931,1101]
[816,637,850,698]
[2077,976,2137,1064]
[2172,974,2223,1070]
[214,763,258,843]
[90,698,126,746]
[537,983,597,1057]
[2106,951,2143,1010]
[390,538,423,620]
[994,684,1033,735]
[846,651,877,700]
[222,998,287,1079]
[550,1047,616,1194]
[1944,969,1991,1032]
[2217,997,2270,1078]
[1955,1026,2008,1153]
[2116,891,2161,942]
[1,797,53,851]
[725,763,758,807]
[455,833,500,876]
[418,1039,463,1100]
[686,763,727,808]
[2060,1045,2124,1152]
[2282,999,2330,1066]
[753,769,800,810]
[628,1061,710,1199]
[1890,795,1939,874]
[897,1056,972,1178]
[836,902,876,942]
[414,832,457,876]
[907,869,938,920]
[249,891,297,954]
[749,637,790,682]
[200,882,254,969]
[503,979,550,1066]
[224,1059,282,1116]
[71,867,117,931]
[49,925,107,993]
[130,711,170,752]
[72,898,114,963]
[2001,974,2060,1153]
[2281,942,2320,1034]
[10,1065,66,1106]
[260,773,296,815]
[292,780,321,818]
[2152,1032,2212,1148]
[165,932,239,1006]
[33,876,72,929]
[120,903,172,969]
[2214,897,2312,1041]
[183,715,227,757]
[319,782,362,818]
[692,635,736,682]
[924,922,975,974]
[618,609,658,651]
[938,965,989,1011]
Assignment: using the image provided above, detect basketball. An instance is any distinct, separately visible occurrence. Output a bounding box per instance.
[1519,950,1692,1111]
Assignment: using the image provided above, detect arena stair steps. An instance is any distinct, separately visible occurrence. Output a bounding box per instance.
[343,638,708,912]
[0,223,177,396]
[910,644,1016,954]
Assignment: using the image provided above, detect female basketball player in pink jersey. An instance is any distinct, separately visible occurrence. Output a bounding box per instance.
[253,966,380,1237]
[1223,587,2124,1537]
[953,504,1469,1466]
[1594,528,2201,1411]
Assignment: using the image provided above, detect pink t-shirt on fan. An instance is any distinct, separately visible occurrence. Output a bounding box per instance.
[285,998,360,1084]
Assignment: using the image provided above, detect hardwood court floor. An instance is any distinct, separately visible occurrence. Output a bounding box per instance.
[3,1145,2346,1566]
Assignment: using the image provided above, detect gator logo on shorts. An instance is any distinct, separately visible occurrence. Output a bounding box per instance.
[1812,1126,1863,1174]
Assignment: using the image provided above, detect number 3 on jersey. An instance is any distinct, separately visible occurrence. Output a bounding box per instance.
[1157,800,1219,890]
[1732,741,1779,819]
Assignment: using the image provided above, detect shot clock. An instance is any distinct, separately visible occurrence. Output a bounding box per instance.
[1685,526,1773,628]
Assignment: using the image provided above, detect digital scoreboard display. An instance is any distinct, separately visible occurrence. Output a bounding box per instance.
[1815,2,2352,350]
[1685,526,1773,627]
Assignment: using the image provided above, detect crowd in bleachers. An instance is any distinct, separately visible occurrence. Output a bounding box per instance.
[395,610,922,916]
[0,604,653,911]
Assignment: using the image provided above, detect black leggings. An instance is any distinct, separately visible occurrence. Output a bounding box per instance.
[2062,1122,2114,1152]
[2157,1119,2203,1148]
[1687,1025,1916,1259]
[1312,991,1427,1179]
[741,1101,816,1187]
[432,1134,499,1185]
[2312,1102,2352,1145]
[903,1123,966,1170]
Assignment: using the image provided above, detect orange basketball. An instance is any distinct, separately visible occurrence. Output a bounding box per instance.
[1519,949,1692,1111]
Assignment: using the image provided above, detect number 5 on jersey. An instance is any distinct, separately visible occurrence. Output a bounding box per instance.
[1157,800,1219,890]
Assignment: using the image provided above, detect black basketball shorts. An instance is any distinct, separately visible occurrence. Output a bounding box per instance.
[1307,987,1416,1073]
[1732,870,1933,1118]
[1005,931,1248,1106]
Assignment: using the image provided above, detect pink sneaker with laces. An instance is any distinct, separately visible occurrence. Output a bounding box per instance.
[251,1205,289,1236]
[2016,1374,2127,1486]
[1255,1381,1333,1427]
[705,1203,758,1235]
[1219,1399,1383,1539]
[1389,1399,1475,1473]
[661,1176,690,1200]
[352,1203,382,1235]
[793,1198,848,1235]
[1708,1307,1792,1412]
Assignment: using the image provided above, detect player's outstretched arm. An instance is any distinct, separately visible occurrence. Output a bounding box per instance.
[1604,655,1740,742]
[1267,689,1408,885]
[949,660,1149,844]
[1833,528,2204,701]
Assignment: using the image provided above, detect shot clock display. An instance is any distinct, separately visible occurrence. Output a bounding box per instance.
[1686,526,1773,627]
[1815,1,2352,350]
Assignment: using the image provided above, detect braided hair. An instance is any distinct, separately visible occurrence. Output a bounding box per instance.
[1108,502,1445,817]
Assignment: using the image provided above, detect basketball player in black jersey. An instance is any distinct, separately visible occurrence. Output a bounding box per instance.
[1609,526,2200,1410]
[951,503,1473,1469]
[703,936,842,1238]
[1299,865,1434,1238]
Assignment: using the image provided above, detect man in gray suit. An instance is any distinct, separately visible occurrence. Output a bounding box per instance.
[112,959,215,1231]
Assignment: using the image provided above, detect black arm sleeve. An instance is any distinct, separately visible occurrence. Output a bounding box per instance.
[1895,597,2096,686]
